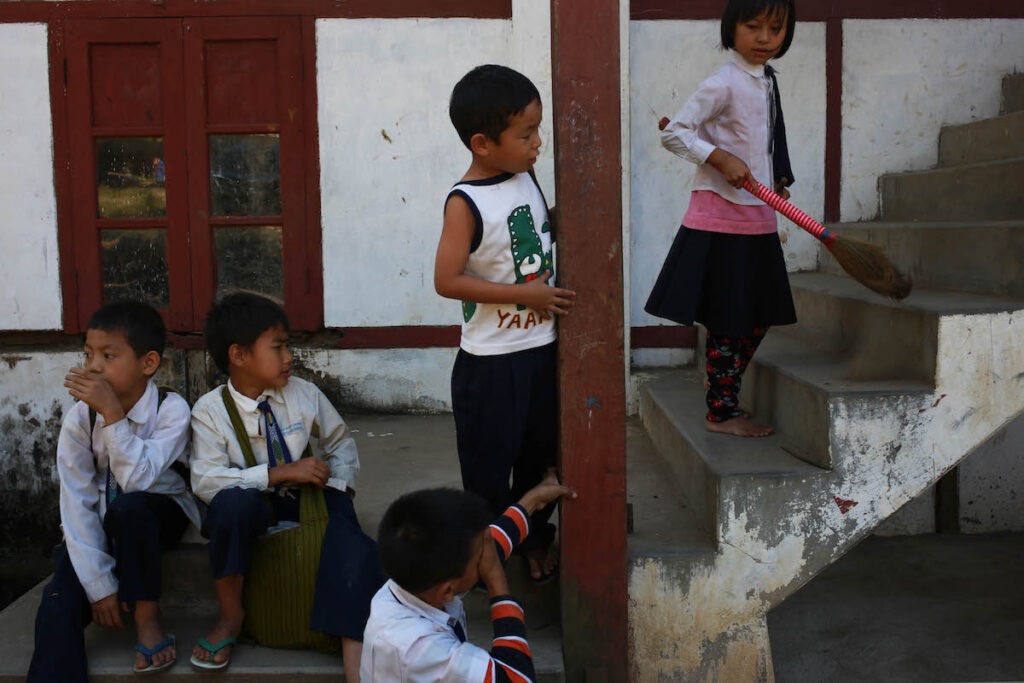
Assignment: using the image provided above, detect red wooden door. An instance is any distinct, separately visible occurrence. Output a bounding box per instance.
[66,19,192,331]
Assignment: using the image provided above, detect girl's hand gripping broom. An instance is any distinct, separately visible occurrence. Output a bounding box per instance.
[658,116,912,300]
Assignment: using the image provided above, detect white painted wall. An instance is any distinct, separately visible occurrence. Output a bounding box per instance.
[0,23,61,331]
[317,11,555,328]
[628,20,826,329]
[841,19,1024,221]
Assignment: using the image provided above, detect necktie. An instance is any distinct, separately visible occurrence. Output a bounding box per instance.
[257,399,293,467]
[764,65,794,188]
[105,467,121,505]
[451,619,467,643]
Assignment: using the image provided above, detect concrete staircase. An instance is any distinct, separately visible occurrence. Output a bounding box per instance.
[0,415,566,681]
[626,73,1024,681]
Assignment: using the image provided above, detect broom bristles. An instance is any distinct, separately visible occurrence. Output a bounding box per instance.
[826,234,912,300]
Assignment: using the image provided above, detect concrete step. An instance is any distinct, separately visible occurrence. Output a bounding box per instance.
[786,271,1024,385]
[880,157,1024,222]
[741,335,933,469]
[638,371,823,542]
[818,220,1024,298]
[938,110,1024,166]
[0,579,565,682]
[0,414,565,681]
[1002,72,1024,114]
[626,416,715,558]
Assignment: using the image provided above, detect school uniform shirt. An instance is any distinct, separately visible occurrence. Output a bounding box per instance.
[189,376,359,504]
[660,50,778,207]
[447,172,557,357]
[361,505,536,683]
[57,380,199,603]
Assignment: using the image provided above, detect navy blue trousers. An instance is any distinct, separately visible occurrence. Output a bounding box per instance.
[451,342,558,554]
[26,492,188,683]
[203,486,383,641]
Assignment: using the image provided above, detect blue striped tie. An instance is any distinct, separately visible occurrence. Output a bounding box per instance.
[257,399,293,467]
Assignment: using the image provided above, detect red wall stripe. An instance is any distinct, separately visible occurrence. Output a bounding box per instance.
[630,0,1024,20]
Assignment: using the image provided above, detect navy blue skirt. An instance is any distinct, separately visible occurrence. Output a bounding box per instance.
[644,225,796,337]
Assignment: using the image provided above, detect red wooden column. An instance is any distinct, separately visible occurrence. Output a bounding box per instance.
[550,0,627,680]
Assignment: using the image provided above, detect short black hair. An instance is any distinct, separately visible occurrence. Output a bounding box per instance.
[203,292,290,374]
[720,0,796,59]
[449,64,541,149]
[378,488,493,594]
[87,300,165,358]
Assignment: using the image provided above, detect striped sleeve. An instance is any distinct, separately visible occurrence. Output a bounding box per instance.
[489,504,530,562]
[483,596,535,683]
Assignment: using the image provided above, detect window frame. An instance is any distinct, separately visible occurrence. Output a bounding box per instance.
[53,15,323,334]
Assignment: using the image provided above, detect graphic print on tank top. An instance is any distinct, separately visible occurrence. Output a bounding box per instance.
[507,204,553,312]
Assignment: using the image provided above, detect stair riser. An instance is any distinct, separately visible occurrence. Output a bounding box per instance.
[787,285,938,385]
[1002,73,1024,115]
[741,360,832,469]
[818,225,1024,298]
[639,388,718,539]
[880,159,1024,222]
[939,111,1024,166]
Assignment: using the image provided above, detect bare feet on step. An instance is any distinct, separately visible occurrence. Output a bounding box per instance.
[705,415,774,437]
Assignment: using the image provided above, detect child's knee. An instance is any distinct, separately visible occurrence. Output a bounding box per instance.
[206,487,270,534]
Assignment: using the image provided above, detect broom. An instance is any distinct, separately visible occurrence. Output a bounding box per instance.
[657,117,912,300]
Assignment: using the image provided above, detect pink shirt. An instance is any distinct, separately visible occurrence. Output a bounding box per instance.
[683,190,777,234]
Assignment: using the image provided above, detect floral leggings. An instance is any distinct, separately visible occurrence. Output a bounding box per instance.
[704,327,767,422]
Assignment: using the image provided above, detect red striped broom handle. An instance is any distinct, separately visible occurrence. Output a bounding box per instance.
[742,180,834,244]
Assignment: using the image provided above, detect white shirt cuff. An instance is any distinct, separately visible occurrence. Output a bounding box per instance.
[243,464,270,490]
[82,574,119,604]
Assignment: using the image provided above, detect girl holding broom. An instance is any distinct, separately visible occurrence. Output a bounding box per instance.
[646,0,798,437]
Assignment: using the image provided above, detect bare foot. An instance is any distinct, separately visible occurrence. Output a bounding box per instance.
[525,542,559,582]
[134,617,175,670]
[192,616,242,667]
[705,415,774,437]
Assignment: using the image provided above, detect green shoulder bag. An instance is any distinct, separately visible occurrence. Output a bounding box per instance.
[220,387,341,654]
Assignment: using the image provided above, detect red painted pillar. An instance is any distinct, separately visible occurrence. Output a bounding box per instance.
[550,1,627,680]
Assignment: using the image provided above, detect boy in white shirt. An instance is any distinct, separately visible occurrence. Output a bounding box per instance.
[27,301,201,680]
[361,475,575,682]
[188,292,382,680]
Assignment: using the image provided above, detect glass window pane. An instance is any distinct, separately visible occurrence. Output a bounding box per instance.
[96,138,166,218]
[214,225,283,303]
[100,229,169,307]
[209,134,281,216]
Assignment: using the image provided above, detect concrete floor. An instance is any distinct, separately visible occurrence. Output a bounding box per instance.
[769,532,1024,683]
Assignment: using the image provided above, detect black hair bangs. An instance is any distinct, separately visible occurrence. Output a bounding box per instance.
[720,0,796,59]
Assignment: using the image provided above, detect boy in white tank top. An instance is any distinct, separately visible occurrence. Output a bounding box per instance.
[434,65,576,582]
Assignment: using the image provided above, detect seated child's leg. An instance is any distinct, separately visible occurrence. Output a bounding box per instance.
[452,351,525,516]
[193,487,274,667]
[310,488,384,640]
[103,491,188,670]
[26,545,91,683]
[202,487,273,579]
[103,491,189,603]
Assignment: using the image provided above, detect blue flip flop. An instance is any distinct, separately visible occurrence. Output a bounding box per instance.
[133,633,176,674]
[189,636,237,671]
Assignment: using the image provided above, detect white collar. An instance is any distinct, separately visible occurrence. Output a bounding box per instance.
[730,50,767,78]
[386,579,463,629]
[227,379,284,413]
[123,381,157,424]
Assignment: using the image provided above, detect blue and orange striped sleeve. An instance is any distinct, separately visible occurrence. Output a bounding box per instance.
[488,504,530,562]
[483,596,535,683]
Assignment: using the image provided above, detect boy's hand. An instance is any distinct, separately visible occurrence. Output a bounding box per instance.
[518,469,576,514]
[90,593,124,629]
[708,149,758,191]
[774,178,791,201]
[65,367,125,425]
[268,458,331,488]
[477,536,510,598]
[519,271,576,316]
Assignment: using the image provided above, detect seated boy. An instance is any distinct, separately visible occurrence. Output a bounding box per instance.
[27,301,201,680]
[188,292,382,680]
[434,64,577,584]
[362,475,576,681]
